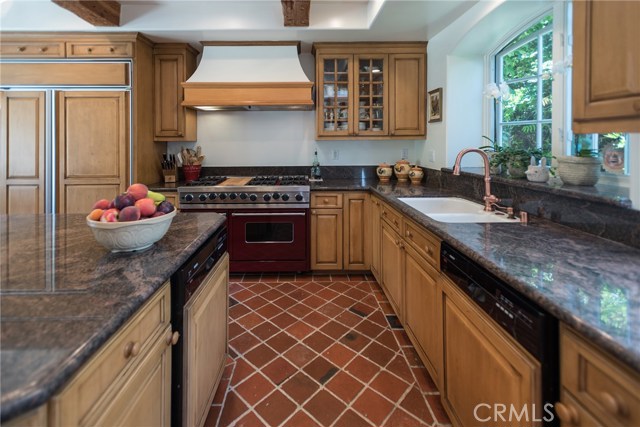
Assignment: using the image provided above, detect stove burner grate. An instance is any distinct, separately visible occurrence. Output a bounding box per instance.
[186,176,227,186]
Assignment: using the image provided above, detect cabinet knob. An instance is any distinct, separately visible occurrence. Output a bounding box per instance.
[323,198,329,203]
[17,46,26,52]
[394,219,399,226]
[554,402,579,425]
[633,101,640,112]
[165,330,180,346]
[600,391,627,417]
[426,246,433,255]
[87,47,93,53]
[406,230,412,238]
[123,341,141,359]
[399,242,405,250]
[39,47,48,53]
[312,210,316,215]
[110,47,115,53]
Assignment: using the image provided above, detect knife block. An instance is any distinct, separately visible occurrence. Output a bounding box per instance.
[163,167,177,183]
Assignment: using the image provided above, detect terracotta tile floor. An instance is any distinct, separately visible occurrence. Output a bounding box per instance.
[205,272,452,427]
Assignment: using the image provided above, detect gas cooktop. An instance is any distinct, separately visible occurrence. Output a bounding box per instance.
[178,175,310,209]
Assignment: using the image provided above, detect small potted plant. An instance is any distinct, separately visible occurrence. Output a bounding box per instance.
[479,136,503,175]
[556,136,601,186]
[489,142,550,179]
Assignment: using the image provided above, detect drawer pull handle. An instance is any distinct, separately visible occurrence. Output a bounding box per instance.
[87,47,93,53]
[393,219,399,226]
[323,198,329,203]
[110,47,115,53]
[426,246,433,255]
[18,46,26,52]
[165,330,180,346]
[600,391,627,417]
[123,341,141,359]
[406,230,412,238]
[39,47,48,53]
[554,402,579,425]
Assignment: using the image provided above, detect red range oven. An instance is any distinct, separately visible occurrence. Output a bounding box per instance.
[178,176,310,273]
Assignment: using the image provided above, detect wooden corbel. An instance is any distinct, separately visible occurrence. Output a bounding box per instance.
[51,1,121,27]
[281,0,310,27]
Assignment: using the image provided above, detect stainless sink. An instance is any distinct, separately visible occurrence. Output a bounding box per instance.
[397,197,520,224]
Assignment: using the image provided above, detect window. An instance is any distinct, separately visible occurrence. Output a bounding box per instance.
[495,15,553,153]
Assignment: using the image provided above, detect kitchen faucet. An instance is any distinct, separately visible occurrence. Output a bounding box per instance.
[452,148,499,212]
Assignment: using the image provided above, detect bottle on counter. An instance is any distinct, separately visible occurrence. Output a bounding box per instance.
[311,150,322,181]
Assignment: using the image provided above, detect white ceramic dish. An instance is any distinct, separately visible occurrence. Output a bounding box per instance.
[86,209,177,252]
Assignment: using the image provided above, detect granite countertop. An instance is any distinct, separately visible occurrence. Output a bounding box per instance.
[0,212,226,422]
[149,177,640,371]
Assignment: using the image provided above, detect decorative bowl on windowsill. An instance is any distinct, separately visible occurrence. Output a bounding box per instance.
[556,155,601,186]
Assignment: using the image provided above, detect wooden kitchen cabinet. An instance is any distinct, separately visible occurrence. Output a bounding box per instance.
[380,220,404,318]
[183,253,229,427]
[557,325,640,427]
[56,91,128,214]
[440,275,541,427]
[0,91,46,214]
[50,282,173,427]
[153,44,198,141]
[311,207,344,270]
[370,196,382,281]
[343,192,370,270]
[313,42,426,140]
[572,0,640,133]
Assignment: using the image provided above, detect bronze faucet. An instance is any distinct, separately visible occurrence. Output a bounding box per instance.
[452,148,500,212]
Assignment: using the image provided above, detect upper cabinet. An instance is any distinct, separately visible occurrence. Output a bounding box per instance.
[572,0,640,133]
[153,44,198,142]
[313,42,426,140]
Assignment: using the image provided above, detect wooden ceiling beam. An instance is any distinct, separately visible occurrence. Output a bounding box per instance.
[281,0,310,27]
[51,1,121,27]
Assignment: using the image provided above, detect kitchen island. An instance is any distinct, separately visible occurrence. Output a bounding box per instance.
[0,212,226,423]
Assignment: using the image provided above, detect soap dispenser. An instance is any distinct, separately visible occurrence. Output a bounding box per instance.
[310,150,322,181]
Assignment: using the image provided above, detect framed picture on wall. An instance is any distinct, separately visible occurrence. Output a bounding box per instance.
[428,88,443,123]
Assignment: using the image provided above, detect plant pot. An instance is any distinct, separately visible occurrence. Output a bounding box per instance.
[507,163,527,179]
[557,156,601,186]
[485,152,502,175]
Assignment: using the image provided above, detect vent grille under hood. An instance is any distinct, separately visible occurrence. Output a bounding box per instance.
[182,41,314,111]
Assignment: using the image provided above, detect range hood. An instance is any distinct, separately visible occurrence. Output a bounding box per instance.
[182,41,314,111]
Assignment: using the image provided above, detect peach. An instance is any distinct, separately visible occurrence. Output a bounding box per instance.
[88,208,104,221]
[92,199,110,210]
[100,208,119,222]
[126,183,148,201]
[135,197,156,217]
[119,206,141,222]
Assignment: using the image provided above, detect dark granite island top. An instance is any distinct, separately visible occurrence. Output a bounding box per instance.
[0,212,226,422]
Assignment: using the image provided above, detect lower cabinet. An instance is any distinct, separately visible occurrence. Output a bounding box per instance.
[310,191,371,271]
[50,282,173,427]
[380,219,404,318]
[183,253,229,427]
[440,275,541,427]
[370,196,382,281]
[557,325,640,427]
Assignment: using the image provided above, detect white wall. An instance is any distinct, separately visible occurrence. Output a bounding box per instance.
[167,51,422,167]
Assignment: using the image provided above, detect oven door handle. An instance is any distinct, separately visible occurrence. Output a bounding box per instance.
[230,212,306,217]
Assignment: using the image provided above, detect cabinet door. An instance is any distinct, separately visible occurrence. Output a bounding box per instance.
[0,91,46,214]
[389,53,426,136]
[317,54,354,137]
[184,254,229,427]
[354,55,389,135]
[380,221,403,319]
[92,325,172,427]
[370,197,382,281]
[441,277,541,427]
[343,192,370,270]
[572,0,640,133]
[404,246,441,386]
[311,208,343,270]
[154,45,197,141]
[57,91,127,213]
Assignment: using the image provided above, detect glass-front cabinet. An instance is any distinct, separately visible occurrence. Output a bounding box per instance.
[314,43,426,140]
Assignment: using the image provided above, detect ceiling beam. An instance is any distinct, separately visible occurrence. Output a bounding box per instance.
[281,0,310,27]
[51,1,121,26]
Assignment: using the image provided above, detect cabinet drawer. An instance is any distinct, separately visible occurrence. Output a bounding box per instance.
[561,326,640,426]
[403,220,440,269]
[311,193,343,208]
[0,42,65,58]
[380,203,402,233]
[67,42,133,57]
[51,283,171,426]
[558,389,602,427]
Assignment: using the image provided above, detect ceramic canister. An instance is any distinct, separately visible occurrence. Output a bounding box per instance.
[409,166,424,184]
[394,159,411,182]
[377,163,393,183]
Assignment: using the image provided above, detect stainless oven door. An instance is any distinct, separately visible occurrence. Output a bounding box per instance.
[230,210,307,261]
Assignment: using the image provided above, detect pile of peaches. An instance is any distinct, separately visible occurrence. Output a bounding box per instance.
[88,183,175,222]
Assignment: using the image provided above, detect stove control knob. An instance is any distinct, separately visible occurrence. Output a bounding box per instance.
[219,193,227,200]
[185,194,194,202]
[281,194,290,201]
[295,194,304,202]
[263,194,272,202]
[229,193,237,200]
[198,194,207,201]
[209,193,217,200]
[272,192,280,200]
[249,194,258,202]
[240,193,248,200]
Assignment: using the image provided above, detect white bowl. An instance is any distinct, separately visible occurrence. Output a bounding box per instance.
[86,209,177,252]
